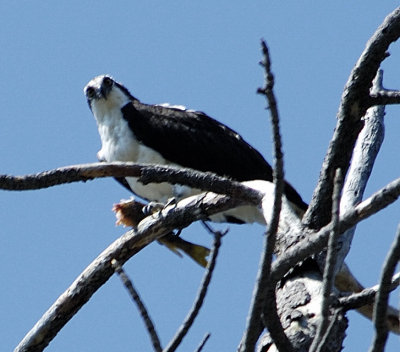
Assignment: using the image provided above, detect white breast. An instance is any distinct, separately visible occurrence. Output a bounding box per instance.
[93,103,196,202]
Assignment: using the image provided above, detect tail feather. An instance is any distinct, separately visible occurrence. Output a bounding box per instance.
[158,233,210,268]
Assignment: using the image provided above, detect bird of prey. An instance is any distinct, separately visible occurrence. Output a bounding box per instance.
[83,75,400,333]
[84,74,307,225]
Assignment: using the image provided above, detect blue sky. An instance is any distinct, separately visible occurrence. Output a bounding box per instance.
[1,1,399,351]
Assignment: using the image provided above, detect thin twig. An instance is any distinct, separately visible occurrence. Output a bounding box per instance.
[194,333,211,352]
[338,272,400,311]
[337,272,400,335]
[239,39,292,352]
[163,229,223,352]
[310,169,343,352]
[369,225,400,352]
[111,259,162,352]
[259,39,292,352]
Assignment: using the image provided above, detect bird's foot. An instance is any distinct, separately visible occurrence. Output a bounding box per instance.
[165,197,177,208]
[143,201,164,216]
[142,197,177,216]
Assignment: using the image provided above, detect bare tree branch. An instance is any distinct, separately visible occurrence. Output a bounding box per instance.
[338,272,400,311]
[330,70,400,335]
[310,169,343,352]
[334,69,386,276]
[337,271,400,335]
[259,39,293,352]
[271,176,400,284]
[13,192,238,352]
[304,7,400,230]
[245,30,400,352]
[194,333,211,352]
[0,162,262,204]
[369,89,400,106]
[163,228,223,352]
[111,259,162,352]
[239,39,292,352]
[254,25,398,352]
[369,225,400,352]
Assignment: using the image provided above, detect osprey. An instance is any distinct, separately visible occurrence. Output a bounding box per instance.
[84,74,307,224]
[82,75,400,331]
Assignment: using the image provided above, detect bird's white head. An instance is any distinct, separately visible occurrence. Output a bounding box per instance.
[84,75,135,120]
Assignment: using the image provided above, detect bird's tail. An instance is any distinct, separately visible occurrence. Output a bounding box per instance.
[158,233,210,268]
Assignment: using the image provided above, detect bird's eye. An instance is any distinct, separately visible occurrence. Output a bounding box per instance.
[103,76,113,87]
[86,87,96,99]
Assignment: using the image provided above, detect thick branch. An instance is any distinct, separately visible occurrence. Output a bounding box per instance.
[369,89,400,106]
[14,193,245,352]
[304,7,400,229]
[0,162,262,204]
[334,70,386,275]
